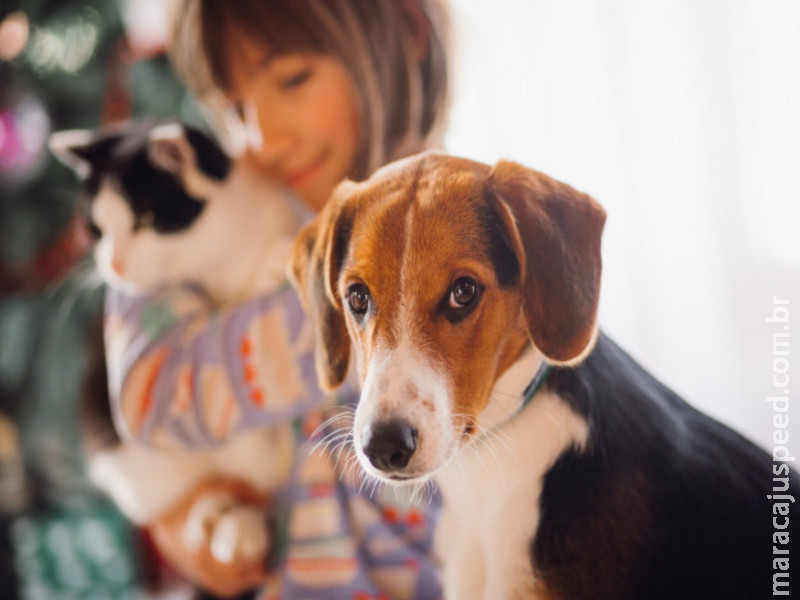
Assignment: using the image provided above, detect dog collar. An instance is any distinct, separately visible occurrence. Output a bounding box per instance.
[491,359,553,432]
[520,361,553,411]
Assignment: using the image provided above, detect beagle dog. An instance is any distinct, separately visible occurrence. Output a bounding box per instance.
[289,152,799,599]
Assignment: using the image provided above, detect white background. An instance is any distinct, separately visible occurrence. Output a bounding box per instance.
[446,0,800,451]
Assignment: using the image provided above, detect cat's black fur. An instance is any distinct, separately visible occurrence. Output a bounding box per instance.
[71,120,231,235]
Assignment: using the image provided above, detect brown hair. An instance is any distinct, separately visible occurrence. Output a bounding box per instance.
[169,0,451,179]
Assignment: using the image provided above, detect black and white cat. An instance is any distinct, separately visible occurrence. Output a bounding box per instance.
[50,120,307,570]
[52,120,304,305]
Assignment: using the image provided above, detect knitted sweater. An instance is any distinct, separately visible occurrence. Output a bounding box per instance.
[104,284,442,599]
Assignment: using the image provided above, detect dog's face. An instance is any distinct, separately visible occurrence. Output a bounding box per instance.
[290,152,605,483]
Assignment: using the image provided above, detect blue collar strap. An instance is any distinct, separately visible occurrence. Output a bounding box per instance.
[520,361,553,411]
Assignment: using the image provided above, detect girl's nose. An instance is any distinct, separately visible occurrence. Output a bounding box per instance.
[240,101,295,169]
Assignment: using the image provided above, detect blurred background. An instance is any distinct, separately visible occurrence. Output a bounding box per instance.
[446,0,799,449]
[0,0,797,598]
[0,1,206,597]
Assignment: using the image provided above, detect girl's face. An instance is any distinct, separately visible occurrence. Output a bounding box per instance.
[222,33,361,212]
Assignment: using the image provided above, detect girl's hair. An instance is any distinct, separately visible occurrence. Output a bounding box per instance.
[169,0,451,179]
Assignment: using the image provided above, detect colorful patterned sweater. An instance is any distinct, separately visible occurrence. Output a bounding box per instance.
[104,284,443,599]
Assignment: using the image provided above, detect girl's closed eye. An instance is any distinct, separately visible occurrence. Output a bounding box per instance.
[280,68,312,90]
[269,54,316,91]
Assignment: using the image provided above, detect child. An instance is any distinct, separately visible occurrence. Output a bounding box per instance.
[105,0,452,597]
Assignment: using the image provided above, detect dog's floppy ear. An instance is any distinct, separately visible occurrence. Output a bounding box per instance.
[288,181,358,391]
[487,160,606,365]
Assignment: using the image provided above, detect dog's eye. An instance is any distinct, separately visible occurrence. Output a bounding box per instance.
[347,284,371,315]
[449,277,481,308]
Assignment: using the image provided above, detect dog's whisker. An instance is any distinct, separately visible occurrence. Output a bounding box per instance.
[410,480,434,507]
[341,452,358,477]
[309,418,350,440]
[336,450,355,482]
[357,464,376,495]
[309,410,355,440]
[414,480,427,507]
[309,427,344,448]
[310,428,351,457]
[364,475,379,499]
[465,440,493,475]
[450,448,467,477]
[488,387,521,400]
[476,435,510,480]
[369,478,378,499]
[478,424,515,457]
[318,428,351,447]
[318,441,349,464]
[409,483,421,506]
[426,479,439,506]
[358,472,372,496]
[367,476,377,499]
[312,438,346,460]
[343,453,365,484]
[320,407,356,423]
[325,435,354,469]
[336,438,357,471]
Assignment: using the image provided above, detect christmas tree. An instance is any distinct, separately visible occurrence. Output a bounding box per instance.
[1,1,208,597]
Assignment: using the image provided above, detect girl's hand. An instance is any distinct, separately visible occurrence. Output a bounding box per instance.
[148,478,269,598]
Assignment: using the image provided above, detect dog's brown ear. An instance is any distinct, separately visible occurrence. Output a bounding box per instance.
[288,183,357,391]
[487,160,606,364]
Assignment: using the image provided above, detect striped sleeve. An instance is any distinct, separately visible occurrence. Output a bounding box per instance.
[104,284,327,449]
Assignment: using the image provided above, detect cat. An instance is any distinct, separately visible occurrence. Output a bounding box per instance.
[50,120,307,579]
[52,120,304,305]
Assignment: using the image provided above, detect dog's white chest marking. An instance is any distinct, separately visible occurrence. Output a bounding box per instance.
[435,359,589,600]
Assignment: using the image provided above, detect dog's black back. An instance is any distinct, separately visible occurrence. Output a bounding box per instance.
[534,333,798,599]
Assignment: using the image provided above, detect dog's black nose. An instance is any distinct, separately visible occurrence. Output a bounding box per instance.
[363,419,418,472]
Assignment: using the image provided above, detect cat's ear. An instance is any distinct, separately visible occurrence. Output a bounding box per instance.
[49,129,116,178]
[147,123,220,199]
